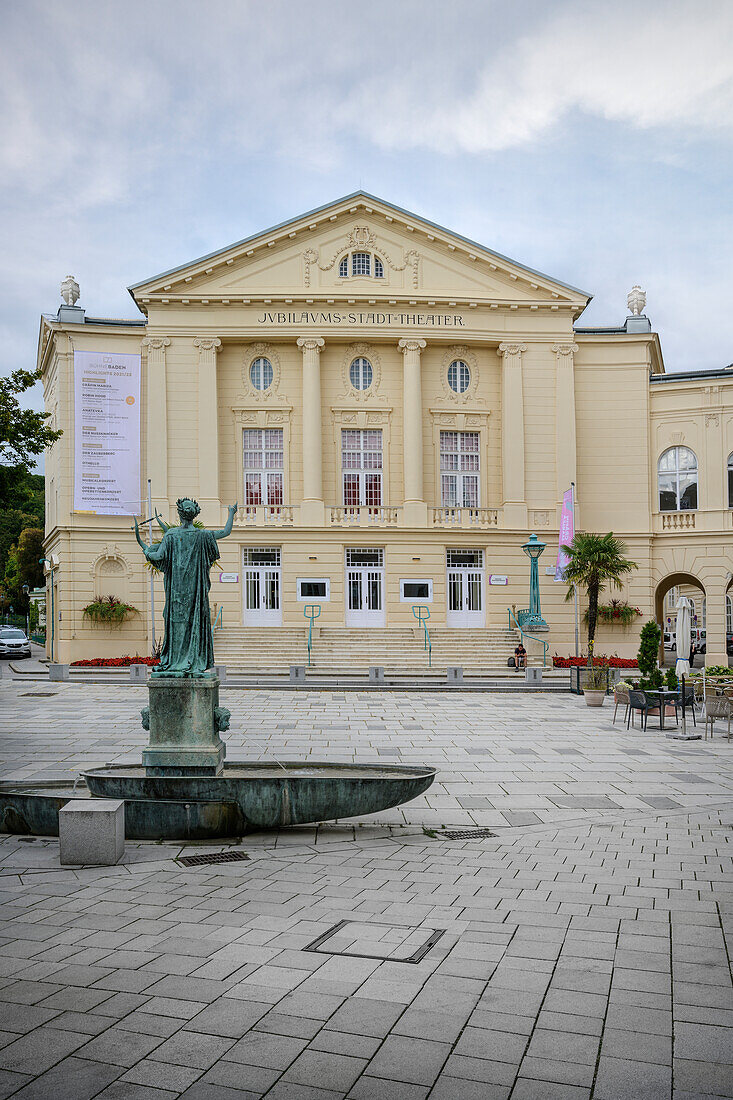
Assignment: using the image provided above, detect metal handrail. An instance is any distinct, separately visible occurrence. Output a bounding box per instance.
[304,604,321,667]
[213,606,223,631]
[508,606,548,668]
[412,605,432,667]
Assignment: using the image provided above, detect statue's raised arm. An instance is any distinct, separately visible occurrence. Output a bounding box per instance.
[133,517,165,563]
[211,502,238,541]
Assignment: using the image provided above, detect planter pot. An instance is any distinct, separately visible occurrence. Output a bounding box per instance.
[584,690,605,708]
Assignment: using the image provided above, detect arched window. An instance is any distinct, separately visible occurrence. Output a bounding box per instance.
[727,595,732,633]
[728,453,733,508]
[338,256,348,278]
[352,252,371,276]
[658,446,697,511]
[448,360,471,393]
[250,357,273,391]
[374,256,384,278]
[349,357,373,391]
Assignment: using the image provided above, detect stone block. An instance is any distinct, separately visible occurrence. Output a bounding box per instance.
[49,664,69,681]
[129,663,148,682]
[369,666,385,682]
[59,799,125,866]
[142,676,226,777]
[290,665,306,683]
[526,668,543,683]
[447,666,464,683]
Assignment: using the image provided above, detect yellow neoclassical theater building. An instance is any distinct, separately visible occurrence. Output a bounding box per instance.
[37,192,733,671]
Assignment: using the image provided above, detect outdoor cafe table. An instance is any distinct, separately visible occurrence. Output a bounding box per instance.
[645,688,681,731]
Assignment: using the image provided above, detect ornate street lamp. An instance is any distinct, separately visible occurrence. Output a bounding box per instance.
[519,533,548,630]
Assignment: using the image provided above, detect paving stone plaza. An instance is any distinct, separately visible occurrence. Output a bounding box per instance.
[0,679,731,1099]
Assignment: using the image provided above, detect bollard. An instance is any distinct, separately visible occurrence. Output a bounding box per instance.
[211,664,227,683]
[290,665,306,683]
[525,667,543,683]
[447,666,464,684]
[129,663,148,682]
[59,800,125,866]
[369,666,385,683]
[49,664,69,682]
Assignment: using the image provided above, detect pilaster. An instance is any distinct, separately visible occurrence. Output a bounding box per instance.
[553,342,579,513]
[142,336,170,513]
[499,343,527,528]
[193,337,222,524]
[399,338,427,527]
[297,336,325,526]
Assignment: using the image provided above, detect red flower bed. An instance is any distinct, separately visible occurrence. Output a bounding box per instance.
[71,655,160,667]
[553,655,639,669]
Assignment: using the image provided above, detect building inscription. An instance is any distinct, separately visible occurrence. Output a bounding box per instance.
[257,310,465,327]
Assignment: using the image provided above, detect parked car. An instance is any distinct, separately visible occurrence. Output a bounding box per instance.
[663,631,676,651]
[0,629,32,659]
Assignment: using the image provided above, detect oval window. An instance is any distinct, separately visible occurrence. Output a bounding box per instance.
[448,360,470,393]
[349,357,373,390]
[250,357,273,391]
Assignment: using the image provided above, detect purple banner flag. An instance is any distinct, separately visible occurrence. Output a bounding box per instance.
[555,488,575,581]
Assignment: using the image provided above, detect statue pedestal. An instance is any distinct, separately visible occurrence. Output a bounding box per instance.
[142,676,227,777]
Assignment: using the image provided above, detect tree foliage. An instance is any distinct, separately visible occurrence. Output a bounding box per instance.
[0,368,62,470]
[637,619,663,690]
[561,532,637,662]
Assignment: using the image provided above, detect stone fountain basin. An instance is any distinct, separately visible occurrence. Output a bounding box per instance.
[83,761,436,831]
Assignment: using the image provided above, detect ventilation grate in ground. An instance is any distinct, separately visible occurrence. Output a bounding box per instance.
[20,692,58,698]
[441,828,497,840]
[177,851,250,866]
[305,919,445,963]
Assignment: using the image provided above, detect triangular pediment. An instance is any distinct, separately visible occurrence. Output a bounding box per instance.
[129,192,590,314]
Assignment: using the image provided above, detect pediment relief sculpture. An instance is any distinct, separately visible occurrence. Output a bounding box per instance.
[303,225,420,289]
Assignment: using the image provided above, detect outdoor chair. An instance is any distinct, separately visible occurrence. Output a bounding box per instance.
[704,693,733,740]
[643,690,679,730]
[613,686,630,726]
[627,690,652,730]
[680,683,696,726]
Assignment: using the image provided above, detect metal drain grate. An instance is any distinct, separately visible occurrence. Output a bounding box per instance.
[177,851,250,866]
[305,920,445,963]
[20,692,58,698]
[441,828,497,840]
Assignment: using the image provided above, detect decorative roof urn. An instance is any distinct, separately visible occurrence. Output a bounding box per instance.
[627,285,646,316]
[60,275,80,307]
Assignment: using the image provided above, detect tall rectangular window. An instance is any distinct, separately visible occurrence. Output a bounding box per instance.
[243,428,284,506]
[440,431,480,507]
[342,429,382,507]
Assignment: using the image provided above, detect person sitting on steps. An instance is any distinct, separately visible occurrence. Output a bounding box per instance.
[514,643,527,670]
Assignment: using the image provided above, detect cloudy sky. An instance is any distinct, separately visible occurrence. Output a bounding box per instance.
[2,0,732,420]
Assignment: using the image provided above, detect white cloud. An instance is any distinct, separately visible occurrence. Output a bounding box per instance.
[341,1,733,153]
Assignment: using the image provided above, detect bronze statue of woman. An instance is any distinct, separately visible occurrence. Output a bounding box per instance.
[134,497,237,677]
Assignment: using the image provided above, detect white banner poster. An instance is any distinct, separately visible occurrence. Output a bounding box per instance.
[74,350,141,515]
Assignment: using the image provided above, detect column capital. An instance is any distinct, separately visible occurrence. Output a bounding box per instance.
[551,343,579,357]
[297,337,325,352]
[498,342,527,358]
[398,338,427,354]
[142,336,170,351]
[193,337,222,354]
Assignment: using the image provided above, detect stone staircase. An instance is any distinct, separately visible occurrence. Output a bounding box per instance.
[213,625,548,676]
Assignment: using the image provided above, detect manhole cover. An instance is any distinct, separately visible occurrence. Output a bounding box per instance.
[177,851,250,866]
[20,692,58,698]
[305,920,445,963]
[441,829,497,840]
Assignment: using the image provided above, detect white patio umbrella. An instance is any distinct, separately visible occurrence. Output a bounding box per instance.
[675,595,695,738]
[675,595,693,679]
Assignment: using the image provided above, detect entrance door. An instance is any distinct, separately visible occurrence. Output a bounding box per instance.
[346,548,385,626]
[446,549,485,627]
[243,547,282,625]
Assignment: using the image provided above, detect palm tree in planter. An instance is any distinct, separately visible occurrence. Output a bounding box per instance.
[561,532,637,669]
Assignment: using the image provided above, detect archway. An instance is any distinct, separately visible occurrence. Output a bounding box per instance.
[654,572,706,666]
